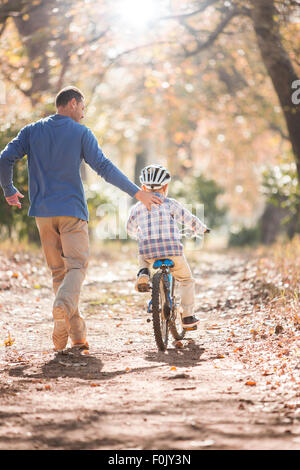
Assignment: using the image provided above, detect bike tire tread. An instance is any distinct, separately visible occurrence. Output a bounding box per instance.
[152,272,168,351]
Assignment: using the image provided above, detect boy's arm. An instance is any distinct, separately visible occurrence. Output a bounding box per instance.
[82,129,161,210]
[0,126,29,205]
[171,199,208,235]
[126,207,138,240]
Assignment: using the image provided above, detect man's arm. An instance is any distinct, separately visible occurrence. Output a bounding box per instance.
[0,126,29,207]
[82,128,161,210]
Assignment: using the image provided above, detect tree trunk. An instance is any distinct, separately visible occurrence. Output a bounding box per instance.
[251,0,300,181]
[134,151,147,187]
[134,137,155,186]
[13,0,72,105]
[260,202,288,244]
[13,7,52,103]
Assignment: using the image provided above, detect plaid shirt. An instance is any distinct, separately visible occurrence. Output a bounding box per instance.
[127,193,207,259]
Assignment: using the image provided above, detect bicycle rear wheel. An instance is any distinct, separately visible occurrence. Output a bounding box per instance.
[169,278,186,341]
[152,272,170,351]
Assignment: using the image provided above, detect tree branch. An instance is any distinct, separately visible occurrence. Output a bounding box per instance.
[0,62,31,98]
[158,0,221,21]
[85,40,179,101]
[0,0,48,19]
[73,27,110,50]
[103,40,178,69]
[269,122,290,140]
[0,17,7,35]
[181,8,241,58]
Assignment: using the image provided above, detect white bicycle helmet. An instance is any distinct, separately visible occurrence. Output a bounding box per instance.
[140,164,171,190]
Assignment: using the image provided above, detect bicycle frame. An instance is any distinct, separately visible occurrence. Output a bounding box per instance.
[147,263,174,314]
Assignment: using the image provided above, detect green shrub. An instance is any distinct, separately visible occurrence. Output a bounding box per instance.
[228,225,261,247]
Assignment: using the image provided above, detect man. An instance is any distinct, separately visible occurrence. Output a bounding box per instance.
[0,86,161,352]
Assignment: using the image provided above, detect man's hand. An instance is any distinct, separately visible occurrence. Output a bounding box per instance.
[5,191,24,209]
[135,190,162,211]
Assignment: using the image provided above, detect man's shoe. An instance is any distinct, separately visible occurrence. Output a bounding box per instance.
[182,315,200,329]
[52,306,69,350]
[135,271,151,292]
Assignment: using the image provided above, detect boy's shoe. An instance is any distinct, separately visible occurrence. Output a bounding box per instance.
[52,306,69,350]
[135,275,151,292]
[71,341,89,351]
[182,315,200,329]
[135,268,151,292]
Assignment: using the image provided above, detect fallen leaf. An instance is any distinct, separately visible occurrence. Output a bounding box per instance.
[174,341,184,349]
[174,387,196,391]
[262,371,273,376]
[167,373,190,380]
[275,324,284,334]
[4,333,15,347]
[284,404,296,410]
[245,381,256,386]
[190,439,214,448]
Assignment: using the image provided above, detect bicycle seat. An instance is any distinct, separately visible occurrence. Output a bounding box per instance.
[153,258,175,269]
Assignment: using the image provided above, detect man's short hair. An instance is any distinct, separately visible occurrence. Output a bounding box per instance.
[55,86,84,108]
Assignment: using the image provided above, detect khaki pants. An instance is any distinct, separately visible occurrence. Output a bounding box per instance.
[35,216,89,345]
[138,254,195,318]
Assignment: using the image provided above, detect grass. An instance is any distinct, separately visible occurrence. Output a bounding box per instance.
[0,239,41,254]
[254,235,300,327]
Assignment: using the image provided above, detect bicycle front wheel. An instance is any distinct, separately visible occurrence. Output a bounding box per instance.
[152,272,169,351]
[169,309,186,341]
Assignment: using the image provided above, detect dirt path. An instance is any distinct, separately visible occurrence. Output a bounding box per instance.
[0,246,299,450]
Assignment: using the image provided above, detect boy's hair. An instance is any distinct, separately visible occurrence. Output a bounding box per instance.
[146,184,167,193]
[55,86,84,108]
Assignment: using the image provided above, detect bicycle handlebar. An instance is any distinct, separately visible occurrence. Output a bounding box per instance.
[178,228,211,238]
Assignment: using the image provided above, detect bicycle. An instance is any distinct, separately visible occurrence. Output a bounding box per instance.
[146,229,210,351]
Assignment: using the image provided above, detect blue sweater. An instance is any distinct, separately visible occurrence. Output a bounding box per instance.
[0,114,140,221]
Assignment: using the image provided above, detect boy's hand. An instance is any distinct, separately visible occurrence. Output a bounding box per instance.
[5,191,24,209]
[135,190,162,211]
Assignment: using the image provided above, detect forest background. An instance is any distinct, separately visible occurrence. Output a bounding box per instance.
[0,1,300,451]
[0,0,299,248]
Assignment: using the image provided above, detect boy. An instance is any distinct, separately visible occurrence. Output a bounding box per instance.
[127,164,208,329]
